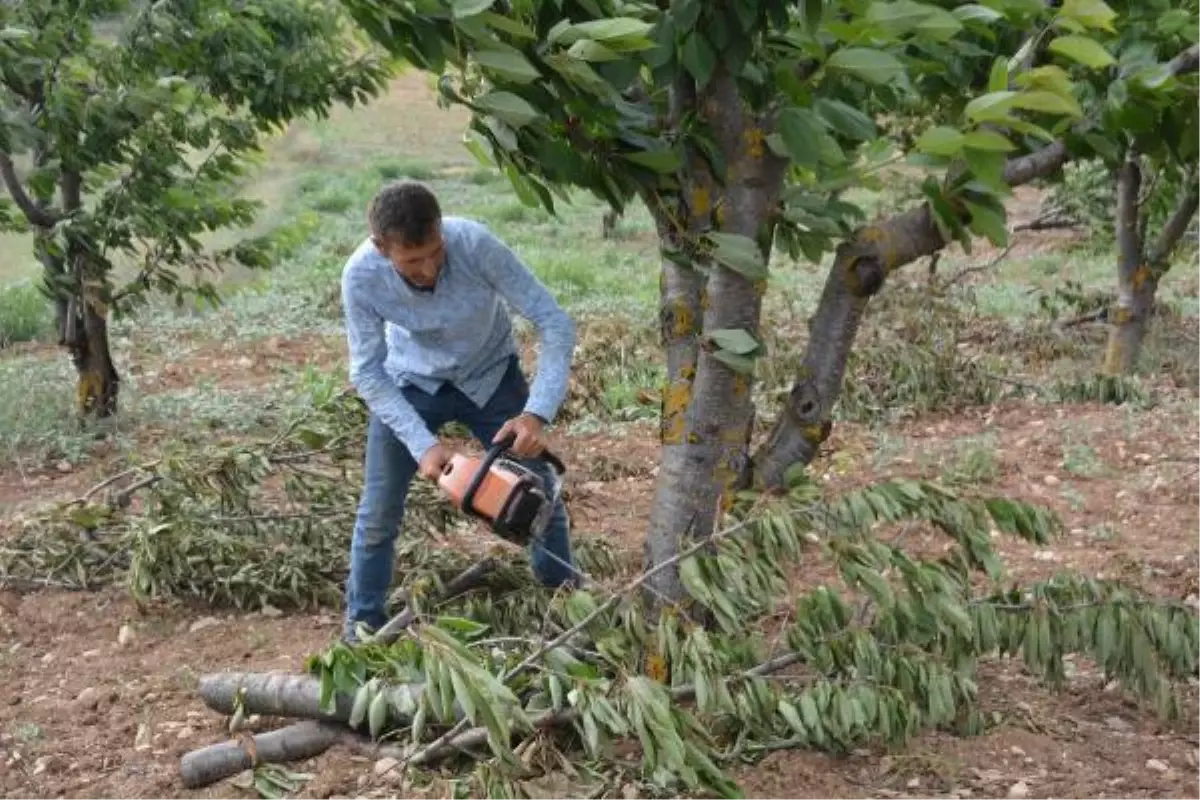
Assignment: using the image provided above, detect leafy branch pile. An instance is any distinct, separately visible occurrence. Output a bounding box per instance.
[0,385,460,610]
[181,476,1197,798]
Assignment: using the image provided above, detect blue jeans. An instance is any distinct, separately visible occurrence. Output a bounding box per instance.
[344,356,575,638]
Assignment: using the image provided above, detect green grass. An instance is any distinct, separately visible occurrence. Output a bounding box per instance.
[0,281,54,347]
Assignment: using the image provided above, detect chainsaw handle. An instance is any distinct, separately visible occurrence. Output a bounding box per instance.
[490,433,566,476]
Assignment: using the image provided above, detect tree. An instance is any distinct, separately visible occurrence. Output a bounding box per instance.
[0,0,391,418]
[338,0,1197,602]
[1087,0,1199,374]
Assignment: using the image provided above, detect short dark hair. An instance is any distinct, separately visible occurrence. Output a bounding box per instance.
[368,180,441,245]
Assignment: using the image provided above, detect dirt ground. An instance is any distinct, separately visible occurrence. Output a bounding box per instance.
[1,395,1197,800]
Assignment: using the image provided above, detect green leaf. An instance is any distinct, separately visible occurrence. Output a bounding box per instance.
[1059,0,1117,32]
[825,47,906,86]
[963,130,1016,152]
[712,349,757,375]
[866,0,934,32]
[777,107,844,167]
[567,39,622,61]
[814,98,877,141]
[964,91,1019,123]
[681,33,717,87]
[1048,35,1115,69]
[620,148,684,173]
[451,0,494,16]
[953,4,1003,23]
[988,57,1009,93]
[569,17,655,44]
[706,328,761,355]
[915,7,963,40]
[367,690,389,738]
[474,48,541,83]
[1011,89,1083,118]
[914,125,965,156]
[706,232,767,280]
[474,91,541,128]
[964,199,1009,246]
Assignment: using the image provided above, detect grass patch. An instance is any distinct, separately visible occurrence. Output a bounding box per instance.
[0,281,53,347]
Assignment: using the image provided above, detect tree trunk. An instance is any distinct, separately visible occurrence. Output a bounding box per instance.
[59,171,121,418]
[642,68,787,609]
[752,142,1073,489]
[1103,155,1146,375]
[179,721,343,789]
[1104,171,1199,375]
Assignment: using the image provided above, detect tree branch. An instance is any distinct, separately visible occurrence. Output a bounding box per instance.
[1147,179,1199,270]
[0,152,59,227]
[1115,151,1143,278]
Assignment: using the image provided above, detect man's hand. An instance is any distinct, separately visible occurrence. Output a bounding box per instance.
[418,443,453,482]
[494,413,547,458]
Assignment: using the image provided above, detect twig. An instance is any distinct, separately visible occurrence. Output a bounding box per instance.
[69,460,161,506]
[941,241,1016,288]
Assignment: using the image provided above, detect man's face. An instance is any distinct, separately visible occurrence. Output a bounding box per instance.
[375,227,446,289]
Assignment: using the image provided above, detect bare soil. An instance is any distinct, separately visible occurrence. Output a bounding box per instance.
[1,397,1197,800]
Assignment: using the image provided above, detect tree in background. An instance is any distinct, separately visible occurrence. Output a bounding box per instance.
[0,0,391,418]
[339,0,1198,603]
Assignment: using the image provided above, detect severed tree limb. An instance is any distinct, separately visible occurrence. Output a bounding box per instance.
[198,671,421,724]
[179,720,345,789]
[367,557,497,646]
[381,650,806,768]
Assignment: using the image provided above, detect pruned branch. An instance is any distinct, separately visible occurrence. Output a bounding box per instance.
[179,721,345,789]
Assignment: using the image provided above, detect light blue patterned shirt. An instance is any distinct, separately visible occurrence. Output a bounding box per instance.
[340,216,577,462]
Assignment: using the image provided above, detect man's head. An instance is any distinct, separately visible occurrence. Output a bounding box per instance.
[368,180,445,289]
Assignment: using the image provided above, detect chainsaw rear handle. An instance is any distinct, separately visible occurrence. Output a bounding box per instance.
[451,433,565,522]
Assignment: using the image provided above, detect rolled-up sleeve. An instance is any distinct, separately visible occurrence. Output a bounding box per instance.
[472,226,576,424]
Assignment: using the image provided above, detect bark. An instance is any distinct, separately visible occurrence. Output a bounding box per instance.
[643,65,788,609]
[57,170,121,418]
[1103,155,1145,375]
[198,671,421,724]
[753,143,1071,488]
[1104,176,1199,375]
[179,720,343,789]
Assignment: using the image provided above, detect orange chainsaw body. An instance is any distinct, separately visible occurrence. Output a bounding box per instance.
[437,441,565,546]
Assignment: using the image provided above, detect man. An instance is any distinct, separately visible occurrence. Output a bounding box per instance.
[339,180,578,642]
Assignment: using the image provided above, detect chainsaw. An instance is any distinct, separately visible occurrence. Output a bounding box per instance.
[436,434,566,546]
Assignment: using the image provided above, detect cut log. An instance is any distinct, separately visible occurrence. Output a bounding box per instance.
[198,671,420,724]
[179,720,342,789]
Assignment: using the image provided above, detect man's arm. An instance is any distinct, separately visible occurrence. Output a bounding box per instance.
[472,225,577,424]
[342,266,439,463]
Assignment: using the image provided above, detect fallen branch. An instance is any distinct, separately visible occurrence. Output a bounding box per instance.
[198,671,420,724]
[179,721,344,789]
[385,649,805,767]
[367,557,497,646]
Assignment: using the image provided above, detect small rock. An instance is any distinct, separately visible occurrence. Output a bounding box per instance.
[373,756,399,777]
[1134,453,1152,463]
[118,624,134,646]
[1147,758,1169,773]
[75,687,99,709]
[622,783,640,800]
[1033,549,1057,561]
[1010,745,1026,757]
[55,460,73,474]
[1185,594,1199,610]
[40,652,54,665]
[1105,715,1132,732]
[237,356,254,368]
[81,649,100,658]
[189,616,220,633]
[1186,750,1198,768]
[32,755,52,775]
[260,604,283,618]
[906,777,921,789]
[1043,474,1060,487]
[176,726,194,740]
[1007,780,1029,799]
